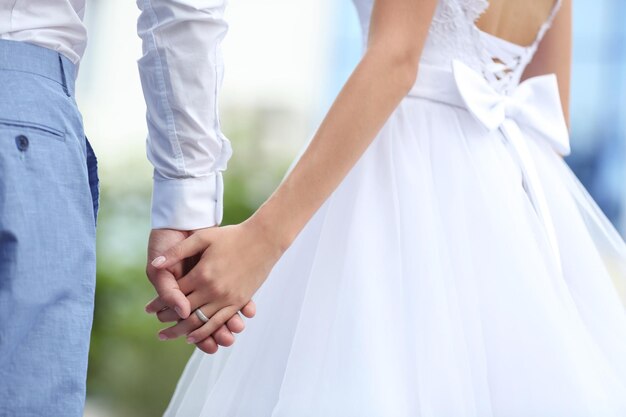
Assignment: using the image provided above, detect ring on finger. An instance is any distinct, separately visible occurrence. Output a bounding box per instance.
[195,308,210,323]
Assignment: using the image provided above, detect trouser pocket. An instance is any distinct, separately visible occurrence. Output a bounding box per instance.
[85,136,100,225]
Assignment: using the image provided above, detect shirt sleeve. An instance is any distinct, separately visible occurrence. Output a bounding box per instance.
[137,0,232,230]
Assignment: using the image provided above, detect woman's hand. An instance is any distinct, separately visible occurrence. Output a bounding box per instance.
[147,0,438,352]
[146,228,257,354]
[147,217,284,347]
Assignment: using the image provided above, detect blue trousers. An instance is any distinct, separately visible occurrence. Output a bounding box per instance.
[0,39,99,417]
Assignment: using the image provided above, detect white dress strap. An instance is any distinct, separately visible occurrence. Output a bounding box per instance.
[531,0,563,50]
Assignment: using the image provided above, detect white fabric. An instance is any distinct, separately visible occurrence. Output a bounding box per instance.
[451,59,569,274]
[0,0,232,230]
[163,0,626,415]
[137,0,232,230]
[0,0,86,64]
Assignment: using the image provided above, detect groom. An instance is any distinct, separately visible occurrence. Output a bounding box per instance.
[0,1,251,416]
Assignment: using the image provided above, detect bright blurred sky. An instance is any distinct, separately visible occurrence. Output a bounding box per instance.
[571,1,626,150]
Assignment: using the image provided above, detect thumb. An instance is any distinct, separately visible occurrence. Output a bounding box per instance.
[150,232,209,269]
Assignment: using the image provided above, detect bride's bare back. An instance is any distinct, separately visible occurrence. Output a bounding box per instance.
[468,0,570,122]
[476,0,559,46]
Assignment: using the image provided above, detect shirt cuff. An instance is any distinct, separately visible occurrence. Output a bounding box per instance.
[151,172,224,230]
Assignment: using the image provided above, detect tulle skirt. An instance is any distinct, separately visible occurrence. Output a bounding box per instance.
[163,73,626,416]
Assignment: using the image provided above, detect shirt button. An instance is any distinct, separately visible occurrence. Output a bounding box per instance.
[15,135,29,151]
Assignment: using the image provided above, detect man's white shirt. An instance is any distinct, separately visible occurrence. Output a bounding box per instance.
[0,0,231,230]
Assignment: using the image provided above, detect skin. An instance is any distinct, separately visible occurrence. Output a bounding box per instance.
[146,229,257,353]
[521,0,572,126]
[476,0,559,47]
[477,0,571,124]
[149,0,573,351]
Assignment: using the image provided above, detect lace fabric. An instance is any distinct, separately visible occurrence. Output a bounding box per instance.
[352,0,563,93]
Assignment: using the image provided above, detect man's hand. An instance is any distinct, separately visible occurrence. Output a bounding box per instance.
[146,229,192,317]
[147,218,281,348]
[146,229,256,353]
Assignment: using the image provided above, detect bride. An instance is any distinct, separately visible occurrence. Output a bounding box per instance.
[148,0,626,415]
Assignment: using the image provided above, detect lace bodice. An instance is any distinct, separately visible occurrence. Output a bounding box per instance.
[351,0,562,93]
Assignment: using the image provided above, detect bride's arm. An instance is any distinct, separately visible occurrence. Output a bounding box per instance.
[254,0,437,250]
[150,0,438,346]
[521,0,572,126]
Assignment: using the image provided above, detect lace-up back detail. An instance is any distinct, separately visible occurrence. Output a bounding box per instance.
[473,0,562,93]
[351,0,562,93]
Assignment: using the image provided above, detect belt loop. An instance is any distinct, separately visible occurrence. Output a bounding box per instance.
[58,54,71,97]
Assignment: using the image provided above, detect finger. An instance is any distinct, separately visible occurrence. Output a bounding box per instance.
[169,289,251,337]
[159,308,208,340]
[186,306,240,344]
[241,300,256,319]
[186,290,218,313]
[225,312,245,334]
[145,274,196,315]
[151,233,210,270]
[173,284,251,324]
[156,307,180,323]
[182,293,250,332]
[158,303,223,340]
[176,273,196,295]
[195,336,219,354]
[212,324,235,347]
[144,295,165,314]
[145,269,190,318]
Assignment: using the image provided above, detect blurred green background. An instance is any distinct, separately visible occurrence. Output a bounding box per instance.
[87,131,291,416]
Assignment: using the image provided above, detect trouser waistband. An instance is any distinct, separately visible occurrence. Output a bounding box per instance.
[0,39,76,97]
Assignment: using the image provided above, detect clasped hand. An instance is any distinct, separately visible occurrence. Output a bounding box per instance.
[145,219,283,354]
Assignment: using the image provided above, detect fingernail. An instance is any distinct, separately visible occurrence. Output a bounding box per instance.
[151,256,166,267]
[174,306,183,317]
[186,336,196,344]
[159,333,168,341]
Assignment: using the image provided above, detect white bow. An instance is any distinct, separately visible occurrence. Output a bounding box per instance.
[452,59,571,274]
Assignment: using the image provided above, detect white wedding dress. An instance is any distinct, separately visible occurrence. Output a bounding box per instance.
[164,0,626,415]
